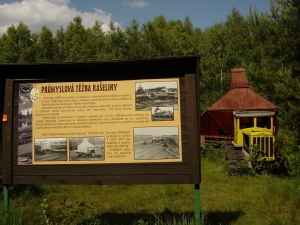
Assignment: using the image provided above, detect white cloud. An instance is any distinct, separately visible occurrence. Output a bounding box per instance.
[0,0,120,35]
[123,0,148,8]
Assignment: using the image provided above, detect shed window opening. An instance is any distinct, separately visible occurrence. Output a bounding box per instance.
[243,134,250,153]
[257,117,271,129]
[240,117,254,129]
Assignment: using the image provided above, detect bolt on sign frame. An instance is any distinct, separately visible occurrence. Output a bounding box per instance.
[1,56,200,185]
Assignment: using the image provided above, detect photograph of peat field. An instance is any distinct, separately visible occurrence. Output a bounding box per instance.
[134,135,179,160]
[136,98,178,111]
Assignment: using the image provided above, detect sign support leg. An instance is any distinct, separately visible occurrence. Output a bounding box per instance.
[3,185,9,211]
[194,183,200,225]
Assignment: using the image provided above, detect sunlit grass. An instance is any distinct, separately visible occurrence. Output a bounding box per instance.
[0,157,299,224]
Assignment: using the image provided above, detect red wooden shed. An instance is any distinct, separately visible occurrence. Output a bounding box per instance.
[200,68,278,146]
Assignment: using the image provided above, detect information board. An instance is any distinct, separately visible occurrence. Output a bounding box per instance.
[18,79,182,165]
[1,56,200,185]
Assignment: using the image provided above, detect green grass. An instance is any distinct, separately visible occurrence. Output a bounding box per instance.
[0,204,24,225]
[0,158,300,224]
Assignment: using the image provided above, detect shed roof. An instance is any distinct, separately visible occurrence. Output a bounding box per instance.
[207,68,278,111]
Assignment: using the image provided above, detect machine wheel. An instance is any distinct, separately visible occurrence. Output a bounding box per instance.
[226,144,245,175]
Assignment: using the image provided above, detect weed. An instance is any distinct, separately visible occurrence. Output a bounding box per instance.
[286,148,300,177]
[202,142,226,162]
[40,199,53,225]
[132,211,203,225]
[39,198,99,225]
[0,204,25,225]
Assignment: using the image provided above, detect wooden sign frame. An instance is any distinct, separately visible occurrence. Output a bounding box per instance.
[1,56,200,185]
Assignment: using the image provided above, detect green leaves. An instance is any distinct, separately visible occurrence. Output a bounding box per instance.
[1,22,34,63]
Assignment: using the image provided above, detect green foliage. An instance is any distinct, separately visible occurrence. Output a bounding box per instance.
[288,151,300,177]
[0,22,35,63]
[39,198,100,225]
[201,143,215,158]
[40,199,52,225]
[0,205,24,225]
[53,26,66,61]
[64,16,88,61]
[85,20,106,60]
[249,144,267,175]
[106,22,126,59]
[36,26,55,62]
[201,142,225,161]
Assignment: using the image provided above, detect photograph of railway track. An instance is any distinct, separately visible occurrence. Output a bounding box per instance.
[134,126,179,160]
[135,81,178,111]
[34,138,67,161]
[151,106,174,121]
[69,137,105,161]
[18,83,33,165]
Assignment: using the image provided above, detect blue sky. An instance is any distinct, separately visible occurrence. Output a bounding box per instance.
[0,0,272,35]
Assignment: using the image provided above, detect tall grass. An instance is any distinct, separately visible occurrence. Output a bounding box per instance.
[0,204,24,225]
[0,157,299,224]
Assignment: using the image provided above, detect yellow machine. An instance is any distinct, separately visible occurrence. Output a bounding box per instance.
[232,111,276,161]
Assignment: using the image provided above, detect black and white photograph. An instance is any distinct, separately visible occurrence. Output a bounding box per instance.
[134,126,179,160]
[34,138,67,161]
[69,137,105,161]
[18,83,33,165]
[135,81,178,111]
[152,106,174,121]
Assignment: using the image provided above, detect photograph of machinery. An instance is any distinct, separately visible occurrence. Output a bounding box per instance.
[151,106,174,121]
[69,137,105,161]
[135,81,178,111]
[34,138,67,161]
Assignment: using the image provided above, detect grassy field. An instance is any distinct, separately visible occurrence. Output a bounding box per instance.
[1,157,300,224]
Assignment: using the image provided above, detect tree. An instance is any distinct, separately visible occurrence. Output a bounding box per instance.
[224,8,248,67]
[105,22,126,59]
[36,26,55,62]
[270,0,300,146]
[271,0,300,74]
[64,16,87,61]
[1,22,35,63]
[124,19,143,59]
[53,26,66,62]
[199,23,230,111]
[85,20,105,60]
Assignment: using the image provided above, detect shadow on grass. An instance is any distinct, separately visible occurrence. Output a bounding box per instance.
[204,210,245,225]
[84,208,195,225]
[0,183,45,199]
[81,208,245,225]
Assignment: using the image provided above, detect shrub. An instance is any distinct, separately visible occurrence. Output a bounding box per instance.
[285,147,300,177]
[249,144,267,175]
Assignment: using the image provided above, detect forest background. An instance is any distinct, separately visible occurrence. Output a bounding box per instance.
[0,0,300,176]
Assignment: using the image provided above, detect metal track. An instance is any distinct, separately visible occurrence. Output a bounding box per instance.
[226,144,245,175]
